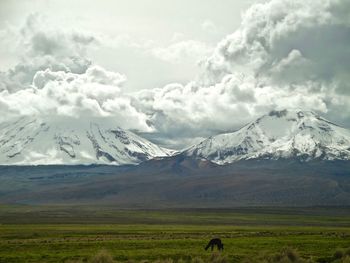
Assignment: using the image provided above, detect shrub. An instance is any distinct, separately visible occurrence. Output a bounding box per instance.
[275,248,298,262]
[209,252,228,263]
[245,248,309,263]
[331,248,350,263]
[191,257,204,263]
[334,250,345,260]
[89,250,115,263]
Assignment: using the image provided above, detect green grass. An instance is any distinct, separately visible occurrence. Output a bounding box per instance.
[0,206,349,263]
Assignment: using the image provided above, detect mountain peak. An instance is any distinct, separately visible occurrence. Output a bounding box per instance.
[0,116,171,165]
[185,109,350,164]
[264,108,319,121]
[268,109,289,118]
[267,108,313,117]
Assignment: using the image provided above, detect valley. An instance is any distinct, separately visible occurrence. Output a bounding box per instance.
[0,206,349,263]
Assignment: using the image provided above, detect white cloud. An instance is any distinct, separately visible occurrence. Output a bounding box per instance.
[134,73,327,142]
[0,66,151,131]
[0,13,97,92]
[1,0,350,150]
[151,40,213,64]
[132,0,350,146]
[199,0,350,123]
[204,0,350,86]
[201,20,217,33]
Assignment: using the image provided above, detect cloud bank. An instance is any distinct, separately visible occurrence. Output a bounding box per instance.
[201,0,350,123]
[1,0,350,149]
[133,0,350,146]
[0,13,96,92]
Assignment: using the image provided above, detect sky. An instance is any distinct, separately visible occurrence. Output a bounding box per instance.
[0,0,258,90]
[0,0,349,149]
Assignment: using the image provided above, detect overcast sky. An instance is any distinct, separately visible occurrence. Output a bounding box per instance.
[0,0,349,149]
[0,0,260,91]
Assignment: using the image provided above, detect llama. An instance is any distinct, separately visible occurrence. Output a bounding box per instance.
[205,238,224,251]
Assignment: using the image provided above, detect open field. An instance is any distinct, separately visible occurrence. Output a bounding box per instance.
[0,206,349,263]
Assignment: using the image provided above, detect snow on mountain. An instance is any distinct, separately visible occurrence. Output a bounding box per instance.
[0,116,172,165]
[185,109,350,164]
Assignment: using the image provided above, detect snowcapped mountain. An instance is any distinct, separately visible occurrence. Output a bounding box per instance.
[185,109,350,164]
[0,116,171,165]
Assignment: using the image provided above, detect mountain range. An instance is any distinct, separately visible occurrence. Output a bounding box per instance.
[0,109,349,207]
[1,109,349,165]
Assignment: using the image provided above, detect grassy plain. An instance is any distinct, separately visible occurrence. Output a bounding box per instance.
[0,206,349,263]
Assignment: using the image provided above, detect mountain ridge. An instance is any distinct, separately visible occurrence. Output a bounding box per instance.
[0,109,349,206]
[1,109,349,166]
[184,109,350,164]
[0,116,171,165]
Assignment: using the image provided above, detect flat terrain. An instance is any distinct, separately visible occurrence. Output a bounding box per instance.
[0,206,349,263]
[1,161,349,207]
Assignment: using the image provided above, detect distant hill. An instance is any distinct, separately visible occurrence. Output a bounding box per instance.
[0,159,349,207]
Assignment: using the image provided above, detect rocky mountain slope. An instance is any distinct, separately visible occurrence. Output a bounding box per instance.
[185,109,350,164]
[0,116,171,165]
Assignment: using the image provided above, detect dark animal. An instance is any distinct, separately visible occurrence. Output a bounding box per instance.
[205,238,224,251]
